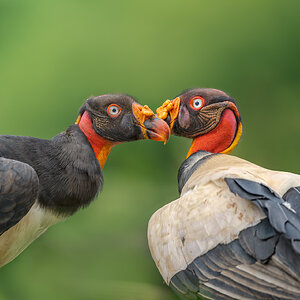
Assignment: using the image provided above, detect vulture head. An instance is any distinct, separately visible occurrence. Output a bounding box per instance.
[76,94,170,168]
[156,88,242,157]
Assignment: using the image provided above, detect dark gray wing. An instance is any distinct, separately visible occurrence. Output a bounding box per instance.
[226,178,300,254]
[283,186,300,214]
[0,157,38,235]
[169,180,300,300]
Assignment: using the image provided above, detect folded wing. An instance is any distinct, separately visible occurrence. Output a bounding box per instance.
[0,157,38,235]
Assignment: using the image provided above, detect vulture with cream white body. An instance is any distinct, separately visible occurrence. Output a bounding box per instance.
[148,88,300,300]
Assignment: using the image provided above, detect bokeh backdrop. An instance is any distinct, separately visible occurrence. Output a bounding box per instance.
[0,1,300,299]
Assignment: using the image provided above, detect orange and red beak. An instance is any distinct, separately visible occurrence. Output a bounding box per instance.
[132,102,170,143]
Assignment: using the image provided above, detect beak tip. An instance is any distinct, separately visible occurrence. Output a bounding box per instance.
[143,116,171,143]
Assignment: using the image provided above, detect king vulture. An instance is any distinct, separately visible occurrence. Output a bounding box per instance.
[0,94,170,267]
[148,88,300,300]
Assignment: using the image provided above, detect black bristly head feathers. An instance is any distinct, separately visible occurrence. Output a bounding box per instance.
[157,88,243,156]
[78,94,145,142]
[172,88,241,138]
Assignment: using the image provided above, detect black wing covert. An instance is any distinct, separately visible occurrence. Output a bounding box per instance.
[0,157,38,235]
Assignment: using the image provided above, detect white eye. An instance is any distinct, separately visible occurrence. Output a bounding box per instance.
[109,106,119,115]
[193,99,203,108]
[107,104,121,117]
[190,97,205,110]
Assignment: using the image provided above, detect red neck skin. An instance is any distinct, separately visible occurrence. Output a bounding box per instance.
[187,109,237,158]
[78,111,117,169]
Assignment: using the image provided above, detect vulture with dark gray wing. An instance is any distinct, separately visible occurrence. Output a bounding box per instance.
[0,94,170,267]
[148,88,300,300]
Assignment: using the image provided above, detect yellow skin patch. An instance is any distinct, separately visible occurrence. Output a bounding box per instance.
[221,122,243,155]
[141,105,155,118]
[75,115,81,125]
[156,97,180,131]
[156,100,173,119]
[132,104,155,124]
[132,103,156,139]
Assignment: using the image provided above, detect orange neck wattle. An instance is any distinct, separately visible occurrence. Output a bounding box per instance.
[78,111,115,169]
[186,109,237,158]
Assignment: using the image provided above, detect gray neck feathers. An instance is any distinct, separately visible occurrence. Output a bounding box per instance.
[177,151,217,194]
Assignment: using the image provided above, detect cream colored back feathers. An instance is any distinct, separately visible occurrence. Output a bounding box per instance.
[148,154,300,283]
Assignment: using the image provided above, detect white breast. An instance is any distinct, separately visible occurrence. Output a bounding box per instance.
[0,201,65,267]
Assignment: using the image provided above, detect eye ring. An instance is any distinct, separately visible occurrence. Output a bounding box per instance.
[107,104,121,117]
[189,96,205,111]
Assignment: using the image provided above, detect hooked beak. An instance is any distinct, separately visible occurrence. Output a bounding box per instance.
[132,102,170,143]
[156,97,181,131]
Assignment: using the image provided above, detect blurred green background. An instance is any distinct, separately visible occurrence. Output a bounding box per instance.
[0,0,300,299]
